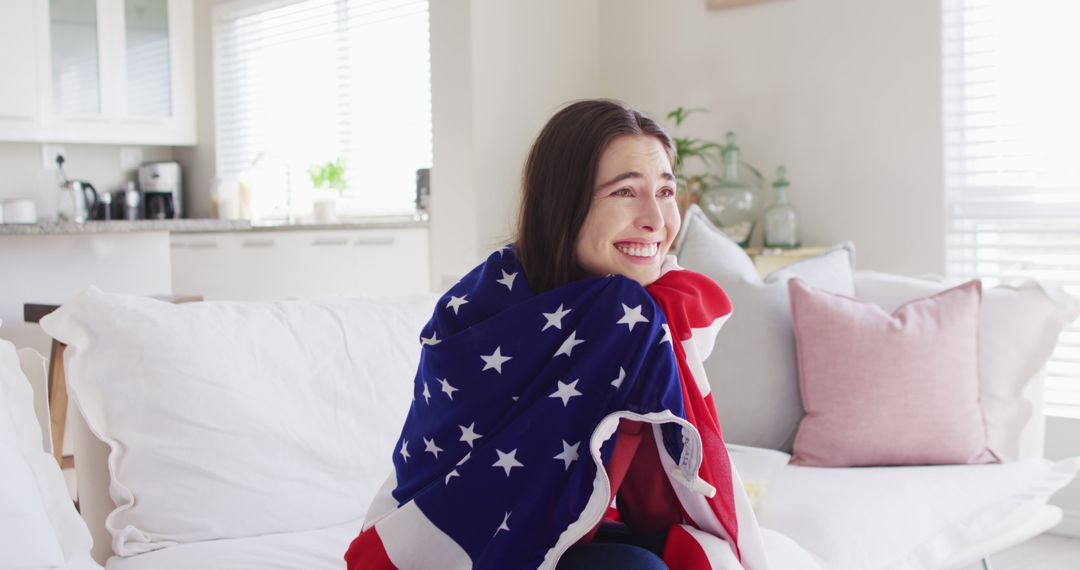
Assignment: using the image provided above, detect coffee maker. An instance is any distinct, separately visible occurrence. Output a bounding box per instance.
[138,161,182,219]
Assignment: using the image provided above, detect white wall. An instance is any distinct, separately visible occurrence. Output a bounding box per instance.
[427,0,601,287]
[172,0,216,220]
[0,143,173,222]
[597,0,945,277]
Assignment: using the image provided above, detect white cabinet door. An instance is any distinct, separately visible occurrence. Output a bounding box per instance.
[344,229,431,296]
[0,0,196,145]
[0,0,43,139]
[171,228,431,301]
[170,234,237,300]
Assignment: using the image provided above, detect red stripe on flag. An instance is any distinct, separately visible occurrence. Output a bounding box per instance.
[344,528,397,570]
[662,525,714,570]
[648,269,741,559]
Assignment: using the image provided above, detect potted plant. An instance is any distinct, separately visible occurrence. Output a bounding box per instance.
[665,107,768,246]
[665,107,723,217]
[308,157,347,222]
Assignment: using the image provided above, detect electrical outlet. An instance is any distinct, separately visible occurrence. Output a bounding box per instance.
[41,144,66,170]
[120,146,143,171]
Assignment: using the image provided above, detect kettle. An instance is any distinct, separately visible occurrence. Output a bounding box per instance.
[55,156,98,223]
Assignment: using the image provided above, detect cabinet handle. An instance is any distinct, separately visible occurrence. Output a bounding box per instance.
[242,239,275,248]
[187,241,219,249]
[353,236,395,246]
[311,238,349,247]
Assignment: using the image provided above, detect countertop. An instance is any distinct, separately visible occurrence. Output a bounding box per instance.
[0,214,428,236]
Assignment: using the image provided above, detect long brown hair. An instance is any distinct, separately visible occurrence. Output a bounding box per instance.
[514,99,675,293]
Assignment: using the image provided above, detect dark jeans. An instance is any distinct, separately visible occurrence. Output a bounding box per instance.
[556,522,669,570]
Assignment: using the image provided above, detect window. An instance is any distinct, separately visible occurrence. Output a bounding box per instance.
[942,0,1080,417]
[213,0,431,219]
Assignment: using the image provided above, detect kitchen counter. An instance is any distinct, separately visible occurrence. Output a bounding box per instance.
[0,219,251,235]
[0,213,428,235]
[245,213,428,233]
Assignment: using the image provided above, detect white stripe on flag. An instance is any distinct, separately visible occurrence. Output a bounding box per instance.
[681,313,731,397]
[375,500,473,570]
[727,459,771,568]
[362,471,400,532]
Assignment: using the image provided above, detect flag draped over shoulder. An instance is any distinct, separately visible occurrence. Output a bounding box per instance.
[346,246,770,570]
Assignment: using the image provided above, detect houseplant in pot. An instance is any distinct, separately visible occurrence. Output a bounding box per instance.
[666,106,723,218]
[666,106,767,247]
[308,157,347,222]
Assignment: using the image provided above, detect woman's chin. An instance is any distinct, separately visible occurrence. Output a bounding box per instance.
[619,265,661,287]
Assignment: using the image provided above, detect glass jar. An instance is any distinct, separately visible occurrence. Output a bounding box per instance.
[697,132,764,248]
[762,166,800,248]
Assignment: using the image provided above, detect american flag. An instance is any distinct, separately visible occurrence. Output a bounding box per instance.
[346,246,769,569]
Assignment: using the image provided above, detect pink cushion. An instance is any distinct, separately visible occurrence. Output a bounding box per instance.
[787,278,998,467]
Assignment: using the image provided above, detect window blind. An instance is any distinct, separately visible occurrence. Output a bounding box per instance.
[942,0,1080,417]
[213,0,431,218]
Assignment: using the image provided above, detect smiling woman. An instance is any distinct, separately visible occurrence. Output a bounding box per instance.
[514,99,678,293]
[344,99,779,570]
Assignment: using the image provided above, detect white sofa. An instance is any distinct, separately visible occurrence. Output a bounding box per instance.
[15,261,1075,570]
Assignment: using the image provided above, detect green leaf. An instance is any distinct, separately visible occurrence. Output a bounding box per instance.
[308,157,349,193]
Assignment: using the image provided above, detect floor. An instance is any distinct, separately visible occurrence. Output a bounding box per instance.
[955,533,1080,569]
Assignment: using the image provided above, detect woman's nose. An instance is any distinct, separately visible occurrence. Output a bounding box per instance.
[635,195,664,233]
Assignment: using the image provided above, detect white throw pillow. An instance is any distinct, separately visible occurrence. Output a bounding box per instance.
[0,334,100,569]
[675,204,856,451]
[854,270,1080,461]
[39,289,436,556]
[726,444,791,512]
[757,457,1080,570]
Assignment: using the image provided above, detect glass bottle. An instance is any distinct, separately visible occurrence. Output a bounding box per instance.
[763,166,800,249]
[697,132,763,248]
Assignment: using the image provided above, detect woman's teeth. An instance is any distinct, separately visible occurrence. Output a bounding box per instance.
[615,243,658,258]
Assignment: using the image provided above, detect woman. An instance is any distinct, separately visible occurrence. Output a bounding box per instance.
[345,100,769,570]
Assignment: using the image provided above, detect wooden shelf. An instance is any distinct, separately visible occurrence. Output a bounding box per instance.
[744,245,831,278]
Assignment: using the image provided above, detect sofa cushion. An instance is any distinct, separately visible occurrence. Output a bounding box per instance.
[105,517,364,570]
[0,333,101,569]
[854,270,1080,461]
[674,204,856,451]
[39,289,437,556]
[788,278,997,467]
[756,456,1080,570]
[726,444,791,511]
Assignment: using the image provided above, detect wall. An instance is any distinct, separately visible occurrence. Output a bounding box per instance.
[596,0,945,276]
[428,0,602,287]
[0,143,173,222]
[172,0,216,220]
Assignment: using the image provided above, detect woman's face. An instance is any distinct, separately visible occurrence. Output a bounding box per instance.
[575,134,680,286]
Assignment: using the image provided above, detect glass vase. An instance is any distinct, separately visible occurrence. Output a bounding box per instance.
[762,166,800,248]
[697,132,764,248]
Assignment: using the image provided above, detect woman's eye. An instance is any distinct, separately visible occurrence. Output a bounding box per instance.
[612,187,633,197]
[658,188,675,197]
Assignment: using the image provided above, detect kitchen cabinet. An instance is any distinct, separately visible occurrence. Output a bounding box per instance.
[170,227,432,300]
[0,0,42,139]
[0,0,195,145]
